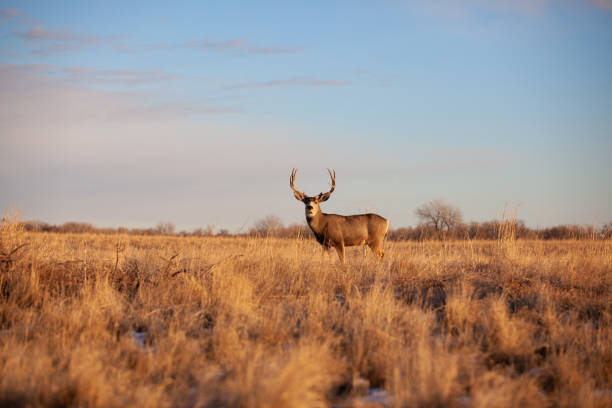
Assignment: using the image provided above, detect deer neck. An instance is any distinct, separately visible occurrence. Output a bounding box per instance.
[306,211,326,235]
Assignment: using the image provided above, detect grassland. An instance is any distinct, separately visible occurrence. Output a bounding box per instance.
[1,217,611,407]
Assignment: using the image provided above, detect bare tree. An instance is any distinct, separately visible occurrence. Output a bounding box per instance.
[415,199,463,233]
[155,222,176,235]
[252,215,284,236]
[602,222,612,239]
[215,229,230,237]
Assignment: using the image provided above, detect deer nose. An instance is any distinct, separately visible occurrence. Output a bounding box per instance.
[306,205,313,210]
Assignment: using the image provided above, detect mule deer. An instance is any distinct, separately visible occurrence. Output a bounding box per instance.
[290,168,389,263]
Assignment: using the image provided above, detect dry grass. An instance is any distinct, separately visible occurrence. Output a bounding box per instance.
[1,216,611,407]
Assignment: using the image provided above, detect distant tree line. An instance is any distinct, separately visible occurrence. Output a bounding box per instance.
[19,218,612,241]
[18,199,612,241]
[20,221,200,237]
[387,221,611,240]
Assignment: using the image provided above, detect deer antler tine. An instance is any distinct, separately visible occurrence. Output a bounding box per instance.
[290,168,306,199]
[327,168,336,192]
[291,168,296,183]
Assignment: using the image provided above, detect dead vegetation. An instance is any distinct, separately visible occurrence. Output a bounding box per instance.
[0,215,611,407]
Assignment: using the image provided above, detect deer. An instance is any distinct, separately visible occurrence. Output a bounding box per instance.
[290,168,389,263]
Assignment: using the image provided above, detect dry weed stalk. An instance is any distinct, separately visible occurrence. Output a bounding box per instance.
[0,212,29,273]
[498,204,520,259]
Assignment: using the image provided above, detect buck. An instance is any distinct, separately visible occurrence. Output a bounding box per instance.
[290,168,389,263]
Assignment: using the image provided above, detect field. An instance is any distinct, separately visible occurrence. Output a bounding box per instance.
[1,218,611,407]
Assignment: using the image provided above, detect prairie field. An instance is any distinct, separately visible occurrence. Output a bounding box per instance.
[1,218,611,407]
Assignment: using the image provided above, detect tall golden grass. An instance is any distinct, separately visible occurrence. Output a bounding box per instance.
[1,214,611,407]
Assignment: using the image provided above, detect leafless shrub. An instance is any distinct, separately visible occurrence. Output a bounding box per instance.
[251,214,284,237]
[155,222,176,235]
[601,222,612,239]
[415,199,463,239]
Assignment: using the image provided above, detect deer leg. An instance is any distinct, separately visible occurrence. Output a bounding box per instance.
[334,244,345,264]
[368,242,385,261]
[320,245,331,261]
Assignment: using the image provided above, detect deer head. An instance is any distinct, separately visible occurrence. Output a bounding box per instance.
[290,168,336,219]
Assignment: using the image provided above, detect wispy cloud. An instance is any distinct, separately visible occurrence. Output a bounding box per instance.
[1,8,22,18]
[139,38,305,55]
[14,24,304,56]
[183,38,305,55]
[477,0,550,13]
[0,8,24,23]
[222,77,352,90]
[1,63,181,87]
[0,63,241,129]
[0,63,54,73]
[16,26,129,54]
[412,0,549,19]
[20,26,92,41]
[592,0,612,10]
[406,0,612,18]
[121,101,243,117]
[61,66,181,86]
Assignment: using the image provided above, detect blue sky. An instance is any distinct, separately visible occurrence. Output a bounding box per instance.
[1,1,611,231]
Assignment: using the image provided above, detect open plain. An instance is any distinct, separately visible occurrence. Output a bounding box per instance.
[1,218,611,407]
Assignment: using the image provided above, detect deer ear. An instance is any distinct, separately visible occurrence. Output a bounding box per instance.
[294,191,305,201]
[317,192,331,202]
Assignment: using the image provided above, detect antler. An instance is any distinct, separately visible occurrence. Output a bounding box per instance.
[290,168,306,201]
[316,168,336,202]
[327,168,336,194]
